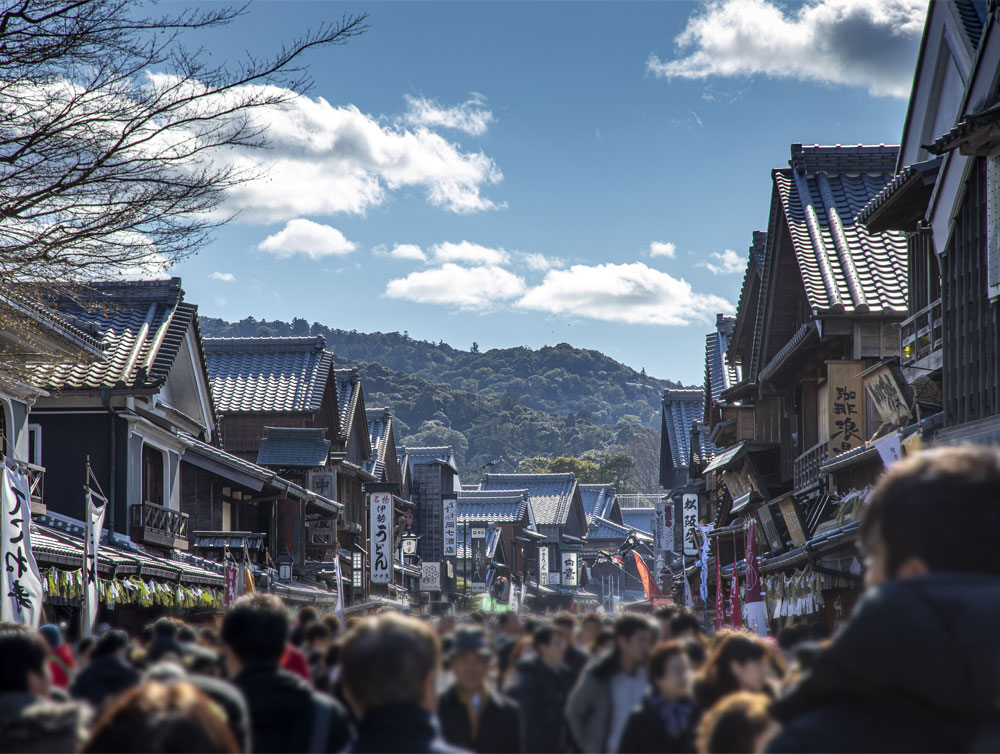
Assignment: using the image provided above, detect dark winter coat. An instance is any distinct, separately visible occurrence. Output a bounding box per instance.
[617,694,695,754]
[69,653,141,710]
[507,656,573,753]
[767,573,1000,753]
[347,702,465,754]
[564,644,589,684]
[438,684,523,753]
[0,692,89,754]
[566,649,626,754]
[233,664,352,753]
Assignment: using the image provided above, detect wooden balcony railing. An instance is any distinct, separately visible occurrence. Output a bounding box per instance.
[794,440,829,491]
[900,298,942,368]
[130,501,189,550]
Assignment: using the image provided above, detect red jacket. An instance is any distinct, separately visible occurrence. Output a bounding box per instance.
[280,643,311,682]
[49,644,76,689]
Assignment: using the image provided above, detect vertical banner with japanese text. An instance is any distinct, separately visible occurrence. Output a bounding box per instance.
[562,552,578,587]
[657,498,674,552]
[442,495,457,557]
[470,527,487,590]
[1,467,43,627]
[682,494,699,556]
[827,361,866,456]
[83,489,106,635]
[538,545,550,586]
[369,492,393,584]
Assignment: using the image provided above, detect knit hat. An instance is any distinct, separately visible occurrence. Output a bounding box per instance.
[39,623,63,649]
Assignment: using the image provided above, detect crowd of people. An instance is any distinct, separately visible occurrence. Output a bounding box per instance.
[1,444,1000,753]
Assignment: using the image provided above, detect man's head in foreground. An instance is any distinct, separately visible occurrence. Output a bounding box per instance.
[861,445,1000,589]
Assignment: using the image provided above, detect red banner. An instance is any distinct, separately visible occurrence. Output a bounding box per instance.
[730,568,742,629]
[633,550,661,599]
[224,562,238,608]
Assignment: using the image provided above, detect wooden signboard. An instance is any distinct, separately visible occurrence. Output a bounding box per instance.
[827,361,866,457]
[776,492,807,547]
[861,362,912,430]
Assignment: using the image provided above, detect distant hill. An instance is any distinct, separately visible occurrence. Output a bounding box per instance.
[200,316,688,488]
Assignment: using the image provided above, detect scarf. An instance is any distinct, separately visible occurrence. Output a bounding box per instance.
[650,693,693,739]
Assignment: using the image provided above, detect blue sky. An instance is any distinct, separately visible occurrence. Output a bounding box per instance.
[172,0,925,384]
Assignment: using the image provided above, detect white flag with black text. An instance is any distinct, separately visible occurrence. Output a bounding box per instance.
[1,467,44,627]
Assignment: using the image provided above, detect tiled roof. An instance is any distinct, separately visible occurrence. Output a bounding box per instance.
[586,515,632,541]
[256,427,330,468]
[926,101,1000,157]
[661,388,704,471]
[773,144,908,315]
[954,0,986,52]
[365,408,393,477]
[481,472,577,526]
[690,421,717,468]
[402,446,457,474]
[579,483,616,522]
[856,158,942,230]
[2,288,104,358]
[335,368,362,440]
[706,314,739,403]
[204,336,334,415]
[621,507,656,536]
[457,490,528,523]
[32,279,200,391]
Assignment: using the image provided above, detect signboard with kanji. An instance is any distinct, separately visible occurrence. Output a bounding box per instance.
[862,362,912,430]
[369,493,393,584]
[656,498,674,552]
[827,361,866,457]
[470,528,487,590]
[442,496,457,557]
[538,545,549,586]
[682,494,699,556]
[562,552,578,586]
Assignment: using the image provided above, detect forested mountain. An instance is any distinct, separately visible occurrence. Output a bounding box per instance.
[200,316,686,489]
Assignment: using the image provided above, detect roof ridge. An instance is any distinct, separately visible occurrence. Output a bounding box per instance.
[203,335,327,351]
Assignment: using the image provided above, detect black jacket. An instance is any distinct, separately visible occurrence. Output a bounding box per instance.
[233,664,352,753]
[507,656,572,753]
[69,653,140,710]
[768,573,1000,753]
[617,694,695,754]
[564,645,589,684]
[348,702,465,754]
[438,684,523,753]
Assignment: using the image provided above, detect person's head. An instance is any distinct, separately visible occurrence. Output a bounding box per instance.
[448,626,492,695]
[593,627,615,655]
[77,635,96,666]
[340,613,441,718]
[322,613,341,637]
[94,630,130,660]
[553,612,577,644]
[186,646,223,678]
[579,612,602,645]
[701,633,768,697]
[614,614,654,672]
[0,623,50,696]
[532,623,567,668]
[177,625,197,645]
[807,620,830,642]
[198,628,220,649]
[221,593,289,675]
[297,606,318,626]
[39,623,63,651]
[777,625,802,654]
[695,691,778,754]
[509,635,536,665]
[860,446,1000,589]
[82,681,240,753]
[153,618,179,641]
[681,637,708,671]
[141,625,155,648]
[305,621,331,651]
[436,615,456,637]
[670,608,703,641]
[653,604,680,639]
[498,612,521,637]
[647,641,693,701]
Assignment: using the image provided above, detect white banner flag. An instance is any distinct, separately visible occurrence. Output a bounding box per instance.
[442,497,457,557]
[699,524,712,603]
[1,467,44,627]
[84,489,106,635]
[369,493,393,584]
[538,545,549,586]
[333,554,345,621]
[874,432,902,469]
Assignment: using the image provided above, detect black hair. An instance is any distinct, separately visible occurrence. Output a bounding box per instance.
[221,593,289,666]
[94,630,130,658]
[297,606,318,624]
[78,635,96,657]
[777,626,801,651]
[861,446,1000,576]
[808,620,830,642]
[614,613,653,640]
[305,622,330,643]
[0,623,49,693]
[653,604,680,621]
[198,628,220,647]
[141,626,155,644]
[153,618,179,640]
[681,637,707,668]
[177,626,197,644]
[532,623,560,648]
[670,608,704,636]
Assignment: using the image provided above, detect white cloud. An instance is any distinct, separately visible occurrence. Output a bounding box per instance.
[520,252,564,271]
[649,241,677,259]
[647,0,925,98]
[151,79,506,222]
[210,271,236,283]
[375,243,427,262]
[385,264,526,310]
[700,249,745,275]
[403,93,495,136]
[431,241,510,266]
[257,219,357,259]
[517,262,733,325]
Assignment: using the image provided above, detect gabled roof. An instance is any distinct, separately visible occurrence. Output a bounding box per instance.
[334,367,363,439]
[690,421,717,469]
[586,515,633,542]
[365,407,394,478]
[661,388,704,471]
[457,490,529,523]
[579,483,616,522]
[481,472,577,527]
[33,279,204,392]
[402,446,458,475]
[204,336,334,415]
[856,157,943,233]
[256,427,330,468]
[772,144,908,315]
[706,314,739,403]
[620,507,656,536]
[954,0,987,52]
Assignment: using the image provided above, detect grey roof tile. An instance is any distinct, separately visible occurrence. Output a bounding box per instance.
[457,490,529,523]
[481,473,577,526]
[365,407,393,477]
[579,483,616,522]
[661,389,705,471]
[204,336,334,415]
[256,427,330,468]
